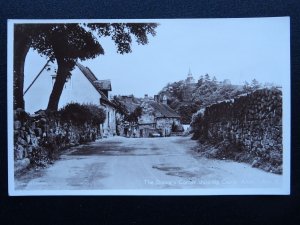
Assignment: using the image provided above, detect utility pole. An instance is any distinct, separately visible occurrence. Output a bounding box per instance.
[23,59,51,96]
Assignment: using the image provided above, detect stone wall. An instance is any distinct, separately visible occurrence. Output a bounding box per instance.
[191,88,283,174]
[14,109,99,174]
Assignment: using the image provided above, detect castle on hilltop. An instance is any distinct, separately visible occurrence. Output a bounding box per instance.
[182,68,197,102]
[185,68,195,84]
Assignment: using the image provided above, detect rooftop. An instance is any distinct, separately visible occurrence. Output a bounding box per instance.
[94,80,112,91]
[76,62,114,106]
[149,101,180,118]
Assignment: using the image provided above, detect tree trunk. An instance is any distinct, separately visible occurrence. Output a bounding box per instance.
[13,35,30,110]
[47,58,73,111]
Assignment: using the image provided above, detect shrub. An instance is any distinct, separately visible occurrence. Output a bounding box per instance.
[59,103,106,126]
[126,106,143,123]
[178,103,201,124]
[85,104,106,125]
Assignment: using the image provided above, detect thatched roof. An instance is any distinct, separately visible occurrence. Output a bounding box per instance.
[76,62,116,108]
[149,101,180,118]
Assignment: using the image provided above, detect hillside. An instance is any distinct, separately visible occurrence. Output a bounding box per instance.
[113,75,267,125]
[158,74,262,124]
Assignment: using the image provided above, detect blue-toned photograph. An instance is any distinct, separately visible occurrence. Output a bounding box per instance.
[8,18,290,195]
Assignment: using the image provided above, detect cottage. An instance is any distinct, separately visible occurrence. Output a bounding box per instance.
[148,96,182,136]
[136,95,182,137]
[76,62,117,137]
[113,94,182,138]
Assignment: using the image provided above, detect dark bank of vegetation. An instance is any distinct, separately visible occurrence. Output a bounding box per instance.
[59,103,106,126]
[158,74,265,124]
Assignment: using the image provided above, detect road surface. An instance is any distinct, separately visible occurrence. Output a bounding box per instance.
[15,136,282,190]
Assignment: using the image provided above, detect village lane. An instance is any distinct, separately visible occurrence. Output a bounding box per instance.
[15,136,282,191]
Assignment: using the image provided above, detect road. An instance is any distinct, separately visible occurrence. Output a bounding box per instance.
[15,136,282,190]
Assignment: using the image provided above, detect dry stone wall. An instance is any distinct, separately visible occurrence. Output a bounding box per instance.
[14,109,99,173]
[191,88,283,174]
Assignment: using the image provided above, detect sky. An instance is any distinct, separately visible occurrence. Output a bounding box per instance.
[22,17,290,113]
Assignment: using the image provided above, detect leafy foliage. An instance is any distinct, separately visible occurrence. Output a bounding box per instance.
[59,103,105,126]
[178,103,201,124]
[126,106,143,123]
[17,24,104,69]
[87,23,158,54]
[85,104,106,125]
[159,75,264,124]
[242,79,262,93]
[171,121,184,132]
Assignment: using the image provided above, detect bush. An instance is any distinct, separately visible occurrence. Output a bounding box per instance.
[59,103,106,126]
[178,103,201,124]
[59,103,89,125]
[125,106,143,123]
[85,104,106,125]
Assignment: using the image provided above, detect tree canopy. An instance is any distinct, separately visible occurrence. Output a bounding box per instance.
[86,23,157,54]
[125,106,143,124]
[159,75,264,123]
[31,24,104,63]
[13,22,158,111]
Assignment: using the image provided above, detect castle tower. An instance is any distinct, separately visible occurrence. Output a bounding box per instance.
[185,68,195,84]
[182,68,197,102]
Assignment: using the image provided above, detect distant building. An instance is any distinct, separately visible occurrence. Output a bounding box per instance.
[114,94,182,137]
[135,95,182,137]
[76,62,117,137]
[182,69,197,102]
[185,68,195,84]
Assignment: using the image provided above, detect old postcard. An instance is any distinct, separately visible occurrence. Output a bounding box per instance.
[8,18,290,195]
